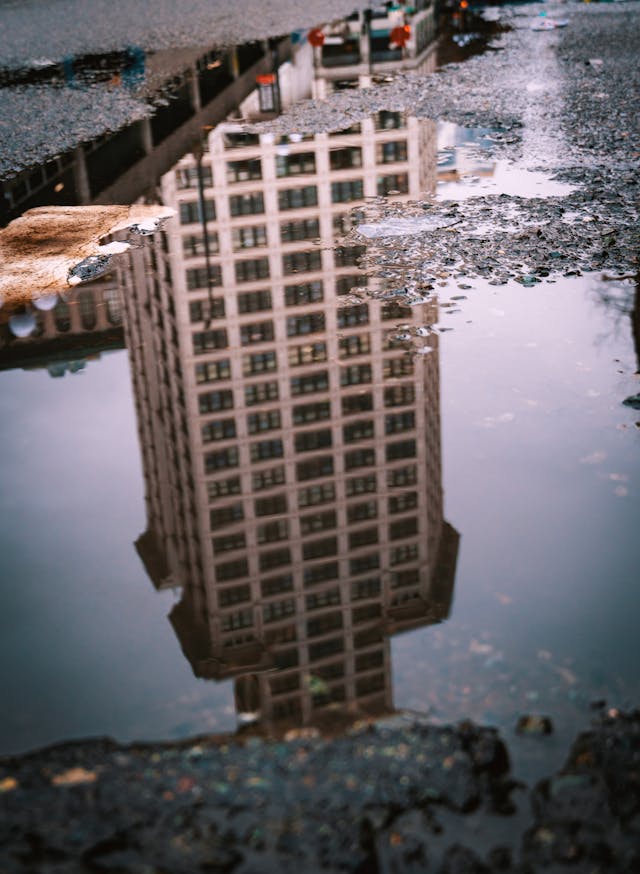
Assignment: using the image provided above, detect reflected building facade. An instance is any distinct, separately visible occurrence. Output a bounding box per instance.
[122,39,458,730]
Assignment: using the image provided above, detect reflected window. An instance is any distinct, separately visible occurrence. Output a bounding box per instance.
[255,493,287,516]
[296,456,334,481]
[303,536,338,561]
[198,388,233,414]
[285,281,324,306]
[238,289,272,314]
[263,598,296,623]
[356,651,383,672]
[261,573,294,597]
[376,141,408,164]
[336,275,362,296]
[247,409,281,434]
[384,357,414,378]
[329,147,362,171]
[339,334,370,358]
[196,359,231,383]
[349,527,379,549]
[292,401,330,425]
[54,300,71,332]
[345,448,375,471]
[210,502,244,528]
[216,558,249,582]
[180,199,215,224]
[201,418,236,443]
[276,152,316,177]
[221,607,253,629]
[347,500,377,524]
[189,298,225,323]
[217,582,250,604]
[343,420,374,443]
[295,429,332,453]
[240,321,274,345]
[259,547,291,571]
[229,192,264,216]
[282,250,322,276]
[78,290,97,330]
[386,440,416,461]
[384,384,415,407]
[183,232,219,257]
[243,347,277,372]
[232,225,267,250]
[391,567,420,589]
[245,379,279,404]
[354,626,383,647]
[213,532,246,556]
[288,342,327,368]
[337,304,369,328]
[207,476,241,501]
[250,439,283,462]
[187,265,222,290]
[331,179,364,203]
[281,218,319,243]
[389,518,419,540]
[286,312,325,337]
[334,245,365,268]
[342,394,373,416]
[278,186,318,210]
[341,363,372,387]
[304,561,339,587]
[300,510,337,536]
[307,611,342,637]
[387,465,417,488]
[298,482,335,508]
[375,111,405,131]
[226,158,262,183]
[390,543,419,566]
[385,411,415,433]
[291,371,329,396]
[389,492,418,514]
[350,553,380,575]
[351,577,381,600]
[176,165,213,189]
[223,131,260,149]
[353,602,382,624]
[345,473,377,496]
[377,174,409,196]
[356,673,384,695]
[205,446,239,473]
[257,519,289,545]
[235,257,270,283]
[382,301,412,320]
[252,466,286,491]
[309,637,344,661]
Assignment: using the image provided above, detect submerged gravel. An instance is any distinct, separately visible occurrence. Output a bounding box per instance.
[251,2,640,287]
[1,710,639,872]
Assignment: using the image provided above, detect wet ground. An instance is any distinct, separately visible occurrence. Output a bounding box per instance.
[0,0,639,865]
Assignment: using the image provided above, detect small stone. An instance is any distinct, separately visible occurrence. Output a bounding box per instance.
[515,715,553,736]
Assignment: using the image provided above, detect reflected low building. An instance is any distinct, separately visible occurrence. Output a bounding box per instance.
[123,85,458,731]
[0,276,124,374]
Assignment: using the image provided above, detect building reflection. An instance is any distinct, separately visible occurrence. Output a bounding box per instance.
[0,5,459,734]
[121,10,458,734]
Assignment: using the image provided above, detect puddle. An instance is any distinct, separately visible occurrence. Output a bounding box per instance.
[0,3,638,787]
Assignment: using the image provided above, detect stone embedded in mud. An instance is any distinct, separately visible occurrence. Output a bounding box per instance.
[622,394,640,411]
[515,715,553,736]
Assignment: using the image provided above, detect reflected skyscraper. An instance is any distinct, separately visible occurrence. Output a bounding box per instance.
[121,34,458,731]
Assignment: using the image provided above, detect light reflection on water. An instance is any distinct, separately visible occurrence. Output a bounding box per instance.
[0,12,638,782]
